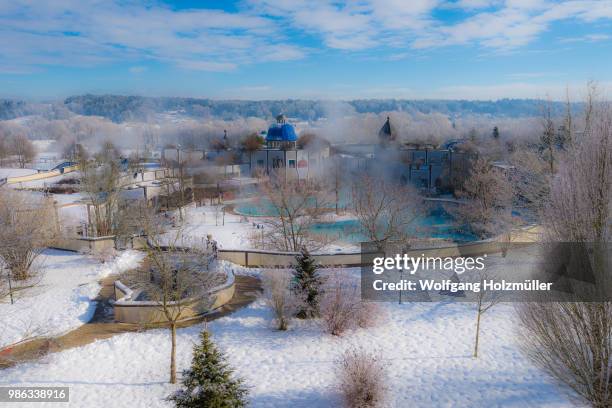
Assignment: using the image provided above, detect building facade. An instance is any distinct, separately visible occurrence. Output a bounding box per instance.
[249,114,330,181]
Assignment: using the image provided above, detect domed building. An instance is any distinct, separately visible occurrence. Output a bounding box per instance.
[266,114,298,149]
[249,114,330,181]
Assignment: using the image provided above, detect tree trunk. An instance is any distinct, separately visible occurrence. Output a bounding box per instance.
[474,305,482,358]
[170,323,177,384]
[335,188,339,215]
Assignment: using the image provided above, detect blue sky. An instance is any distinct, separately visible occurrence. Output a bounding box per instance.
[1,0,611,100]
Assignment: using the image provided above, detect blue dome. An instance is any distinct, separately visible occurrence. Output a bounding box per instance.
[266,123,297,142]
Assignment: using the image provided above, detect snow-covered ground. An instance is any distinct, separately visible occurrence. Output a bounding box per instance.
[178,205,358,252]
[0,167,37,179]
[176,204,258,249]
[0,250,143,348]
[0,265,573,408]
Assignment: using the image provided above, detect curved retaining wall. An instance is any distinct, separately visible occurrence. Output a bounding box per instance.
[218,226,541,268]
[113,270,236,324]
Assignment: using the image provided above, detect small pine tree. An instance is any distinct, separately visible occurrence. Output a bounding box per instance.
[168,330,248,408]
[292,247,323,319]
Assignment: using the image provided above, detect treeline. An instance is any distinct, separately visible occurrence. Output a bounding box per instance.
[0,95,579,123]
[0,99,73,121]
[60,95,576,123]
[0,99,30,120]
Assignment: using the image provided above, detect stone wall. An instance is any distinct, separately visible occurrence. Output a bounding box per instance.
[218,226,541,268]
[113,270,236,324]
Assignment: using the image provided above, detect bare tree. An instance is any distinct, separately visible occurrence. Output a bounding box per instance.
[351,174,422,250]
[120,204,223,384]
[327,157,343,215]
[160,152,193,222]
[583,80,598,137]
[562,87,573,148]
[0,190,55,302]
[0,132,8,167]
[471,268,503,358]
[517,95,611,407]
[79,144,122,237]
[10,134,36,169]
[508,148,550,215]
[173,149,193,222]
[260,179,330,252]
[450,157,516,243]
[241,132,265,152]
[540,100,557,174]
[262,269,296,330]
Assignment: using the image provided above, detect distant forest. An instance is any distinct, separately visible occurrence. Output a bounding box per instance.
[0,95,577,123]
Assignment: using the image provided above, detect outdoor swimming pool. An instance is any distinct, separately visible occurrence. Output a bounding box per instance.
[235,199,476,243]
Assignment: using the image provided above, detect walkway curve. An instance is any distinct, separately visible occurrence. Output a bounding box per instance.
[0,274,261,369]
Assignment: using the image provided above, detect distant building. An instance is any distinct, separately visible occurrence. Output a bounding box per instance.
[335,116,472,193]
[378,116,397,146]
[249,114,330,181]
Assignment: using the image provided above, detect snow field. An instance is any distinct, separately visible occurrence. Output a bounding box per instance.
[0,250,144,348]
[1,266,573,408]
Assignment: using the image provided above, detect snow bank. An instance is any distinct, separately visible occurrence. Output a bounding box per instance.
[0,250,144,348]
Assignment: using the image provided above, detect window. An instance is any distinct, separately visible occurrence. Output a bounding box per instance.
[289,160,296,168]
[257,160,264,167]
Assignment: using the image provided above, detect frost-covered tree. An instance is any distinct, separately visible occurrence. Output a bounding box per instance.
[0,190,55,282]
[449,157,516,240]
[351,174,422,251]
[168,330,248,408]
[518,93,612,408]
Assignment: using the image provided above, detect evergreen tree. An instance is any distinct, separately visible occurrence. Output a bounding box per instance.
[168,330,248,408]
[492,126,500,139]
[292,247,323,318]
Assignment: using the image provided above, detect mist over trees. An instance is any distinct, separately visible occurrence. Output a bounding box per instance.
[0,94,593,159]
[60,95,579,122]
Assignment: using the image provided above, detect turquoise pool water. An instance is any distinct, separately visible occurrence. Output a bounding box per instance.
[235,199,475,243]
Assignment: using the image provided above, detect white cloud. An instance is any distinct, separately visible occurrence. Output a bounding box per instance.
[129,66,147,74]
[559,33,611,43]
[1,0,612,73]
[412,1,612,50]
[0,0,304,73]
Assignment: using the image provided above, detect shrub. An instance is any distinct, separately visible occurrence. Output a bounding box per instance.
[262,270,296,330]
[320,271,380,336]
[337,347,387,408]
